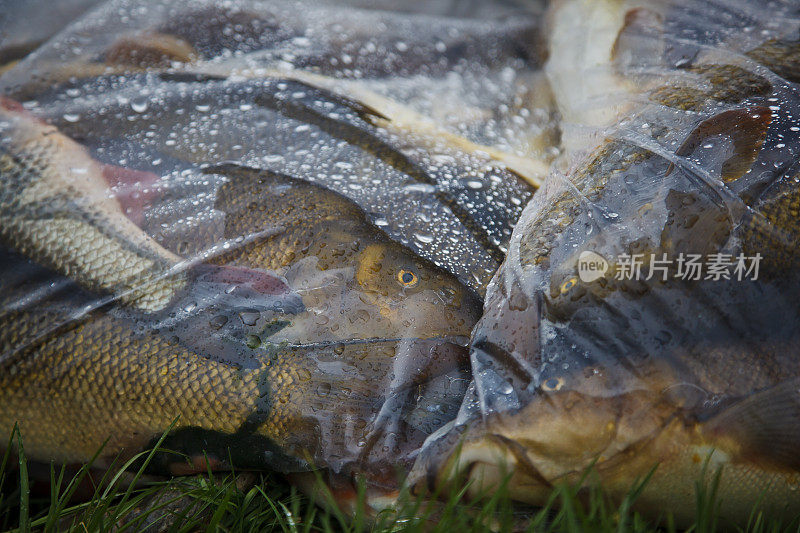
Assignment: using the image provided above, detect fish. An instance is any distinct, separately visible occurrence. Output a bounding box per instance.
[0,0,542,513]
[0,153,481,512]
[0,95,298,320]
[414,0,800,526]
[0,0,548,300]
[0,95,187,312]
[1,74,541,297]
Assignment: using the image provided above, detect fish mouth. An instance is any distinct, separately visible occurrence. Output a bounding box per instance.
[428,404,681,507]
[483,433,555,490]
[409,420,557,503]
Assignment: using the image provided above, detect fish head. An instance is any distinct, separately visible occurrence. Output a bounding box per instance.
[415,163,692,501]
[446,340,683,503]
[209,163,483,346]
[203,164,485,473]
[425,258,686,503]
[352,238,481,341]
[271,231,485,481]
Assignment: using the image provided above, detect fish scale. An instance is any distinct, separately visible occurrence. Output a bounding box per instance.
[0,104,186,312]
[0,296,264,464]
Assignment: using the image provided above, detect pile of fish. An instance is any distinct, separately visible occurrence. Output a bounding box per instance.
[1,0,800,526]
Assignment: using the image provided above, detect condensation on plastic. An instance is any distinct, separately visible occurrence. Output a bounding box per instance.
[410,0,800,524]
[0,0,553,499]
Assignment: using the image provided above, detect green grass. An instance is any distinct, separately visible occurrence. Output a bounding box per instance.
[1,427,798,533]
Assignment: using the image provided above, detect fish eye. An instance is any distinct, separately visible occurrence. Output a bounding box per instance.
[397,269,418,288]
[541,377,565,392]
[560,277,578,294]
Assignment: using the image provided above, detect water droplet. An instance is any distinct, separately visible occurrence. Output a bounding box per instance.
[246,334,261,349]
[209,315,228,330]
[131,99,148,113]
[239,309,260,326]
[414,232,434,244]
[498,381,514,395]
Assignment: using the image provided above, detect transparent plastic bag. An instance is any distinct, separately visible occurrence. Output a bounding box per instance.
[0,0,551,506]
[413,0,800,525]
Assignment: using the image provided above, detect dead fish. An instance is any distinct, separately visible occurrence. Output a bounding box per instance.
[0,96,294,321]
[416,0,800,525]
[8,69,539,296]
[0,159,481,510]
[0,0,548,298]
[0,95,186,312]
[150,3,543,79]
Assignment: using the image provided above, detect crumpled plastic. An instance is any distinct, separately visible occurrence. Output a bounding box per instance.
[410,0,800,524]
[0,0,552,500]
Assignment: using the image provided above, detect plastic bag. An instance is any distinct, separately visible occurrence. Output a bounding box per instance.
[413,0,800,525]
[0,0,550,505]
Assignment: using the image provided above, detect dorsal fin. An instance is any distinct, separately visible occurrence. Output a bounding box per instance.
[671,107,772,182]
[203,163,367,234]
[100,163,160,226]
[104,31,198,68]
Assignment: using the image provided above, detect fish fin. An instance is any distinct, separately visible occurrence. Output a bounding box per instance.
[671,107,772,182]
[702,378,800,471]
[104,31,198,68]
[270,78,390,122]
[156,264,303,369]
[0,96,48,125]
[0,96,28,114]
[252,82,430,184]
[287,471,401,517]
[100,163,160,226]
[191,263,304,314]
[202,162,298,185]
